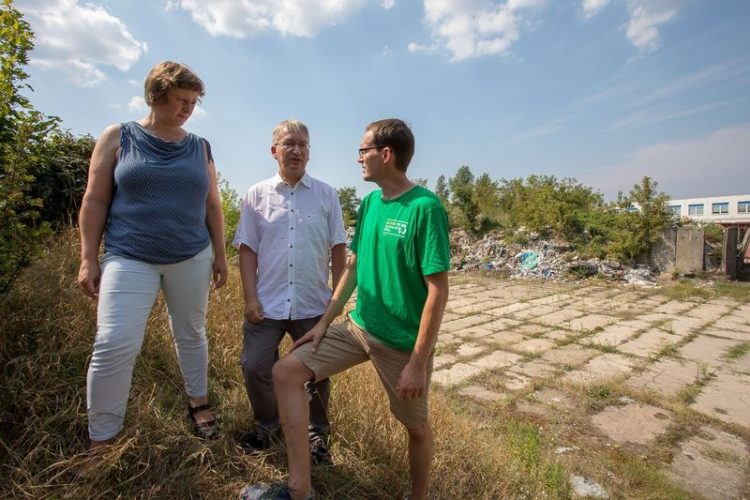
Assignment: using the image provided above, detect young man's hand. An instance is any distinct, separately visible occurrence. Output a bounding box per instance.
[292,322,328,352]
[396,361,427,400]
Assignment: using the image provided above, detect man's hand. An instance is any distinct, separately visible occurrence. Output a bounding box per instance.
[396,361,427,400]
[292,322,328,353]
[244,297,264,323]
[77,259,101,299]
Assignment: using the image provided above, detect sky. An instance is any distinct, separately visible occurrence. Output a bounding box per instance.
[14,0,750,201]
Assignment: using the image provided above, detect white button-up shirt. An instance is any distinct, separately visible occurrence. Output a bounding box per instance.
[233,172,347,320]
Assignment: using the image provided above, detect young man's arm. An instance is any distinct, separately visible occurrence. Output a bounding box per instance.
[293,252,358,352]
[330,243,347,290]
[396,270,449,400]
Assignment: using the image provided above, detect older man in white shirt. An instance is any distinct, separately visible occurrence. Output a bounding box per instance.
[233,119,347,465]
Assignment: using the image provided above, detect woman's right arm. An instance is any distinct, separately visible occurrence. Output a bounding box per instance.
[77,124,120,299]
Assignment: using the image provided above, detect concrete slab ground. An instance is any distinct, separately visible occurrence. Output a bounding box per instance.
[591,403,672,445]
[691,370,750,428]
[562,353,638,386]
[666,427,749,500]
[541,345,600,367]
[679,336,743,368]
[435,277,750,497]
[617,329,680,358]
[623,358,703,398]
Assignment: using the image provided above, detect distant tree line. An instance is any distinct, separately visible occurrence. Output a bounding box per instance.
[431,166,675,263]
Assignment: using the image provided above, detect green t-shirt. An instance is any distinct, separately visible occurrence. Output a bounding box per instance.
[350,186,450,351]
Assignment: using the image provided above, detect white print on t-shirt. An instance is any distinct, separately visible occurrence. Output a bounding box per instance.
[383,218,408,238]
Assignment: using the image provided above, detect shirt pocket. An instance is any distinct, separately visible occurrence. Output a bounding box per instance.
[300,213,329,243]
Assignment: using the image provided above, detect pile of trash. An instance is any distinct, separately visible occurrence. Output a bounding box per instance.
[449,228,658,285]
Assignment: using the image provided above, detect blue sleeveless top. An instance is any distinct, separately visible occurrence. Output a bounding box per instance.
[104,122,211,264]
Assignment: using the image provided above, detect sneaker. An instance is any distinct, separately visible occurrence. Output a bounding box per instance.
[309,434,332,466]
[239,425,281,453]
[239,483,314,500]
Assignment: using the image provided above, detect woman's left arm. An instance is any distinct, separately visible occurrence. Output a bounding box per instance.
[205,155,228,288]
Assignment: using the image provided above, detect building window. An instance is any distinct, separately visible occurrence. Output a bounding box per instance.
[668,205,681,216]
[739,201,750,214]
[712,202,729,215]
[688,204,704,215]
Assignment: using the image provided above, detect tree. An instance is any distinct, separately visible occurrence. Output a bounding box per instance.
[29,131,94,229]
[612,176,673,262]
[434,174,449,207]
[449,165,479,233]
[0,1,59,295]
[218,175,241,256]
[411,177,428,188]
[337,186,360,227]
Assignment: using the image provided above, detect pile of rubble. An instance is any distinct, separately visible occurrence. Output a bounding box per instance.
[449,229,658,286]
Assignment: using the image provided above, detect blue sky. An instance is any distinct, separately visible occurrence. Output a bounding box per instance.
[15,0,750,200]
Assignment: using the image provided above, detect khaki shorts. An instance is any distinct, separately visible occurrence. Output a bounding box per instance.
[292,318,433,429]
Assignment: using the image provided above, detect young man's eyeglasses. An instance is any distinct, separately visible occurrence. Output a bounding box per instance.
[276,142,310,152]
[358,145,385,158]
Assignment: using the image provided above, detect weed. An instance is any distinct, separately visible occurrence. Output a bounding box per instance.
[586,385,616,411]
[654,342,678,359]
[675,383,701,404]
[723,341,750,361]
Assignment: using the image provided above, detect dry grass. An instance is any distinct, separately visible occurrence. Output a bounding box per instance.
[0,230,562,499]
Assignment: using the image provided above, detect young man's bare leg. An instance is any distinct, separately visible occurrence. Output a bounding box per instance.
[273,355,316,500]
[406,421,433,500]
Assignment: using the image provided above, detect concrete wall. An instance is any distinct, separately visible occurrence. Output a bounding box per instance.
[675,227,704,273]
[651,227,704,273]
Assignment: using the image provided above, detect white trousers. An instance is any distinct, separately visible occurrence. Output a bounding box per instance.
[87,245,213,441]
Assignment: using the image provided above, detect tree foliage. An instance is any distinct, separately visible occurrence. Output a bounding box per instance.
[337,186,360,227]
[29,131,94,229]
[434,174,449,207]
[448,165,480,233]
[0,1,58,295]
[497,175,603,239]
[218,175,241,257]
[607,176,674,261]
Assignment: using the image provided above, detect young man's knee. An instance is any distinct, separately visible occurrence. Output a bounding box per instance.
[405,421,430,442]
[272,355,311,390]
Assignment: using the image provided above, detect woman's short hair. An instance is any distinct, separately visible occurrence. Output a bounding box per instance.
[272,119,309,144]
[365,119,415,172]
[144,61,205,106]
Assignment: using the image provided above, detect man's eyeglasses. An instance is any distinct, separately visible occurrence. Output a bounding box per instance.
[276,142,310,152]
[358,145,385,158]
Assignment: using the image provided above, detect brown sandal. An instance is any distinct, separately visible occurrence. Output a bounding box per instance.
[187,403,219,440]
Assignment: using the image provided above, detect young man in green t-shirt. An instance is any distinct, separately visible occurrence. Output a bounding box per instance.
[240,119,450,500]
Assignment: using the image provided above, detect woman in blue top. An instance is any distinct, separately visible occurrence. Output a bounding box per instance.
[77,61,227,449]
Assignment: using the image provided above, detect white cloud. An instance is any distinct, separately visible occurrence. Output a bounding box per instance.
[408,42,438,53]
[381,0,396,8]
[582,0,610,19]
[169,0,369,38]
[128,79,141,87]
[622,0,680,53]
[583,125,750,198]
[609,100,739,130]
[128,96,148,113]
[190,106,207,119]
[413,0,546,62]
[17,0,147,86]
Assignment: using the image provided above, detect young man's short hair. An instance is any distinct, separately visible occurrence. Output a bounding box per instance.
[366,119,415,172]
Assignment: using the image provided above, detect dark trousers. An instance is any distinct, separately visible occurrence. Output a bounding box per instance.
[240,316,330,435]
